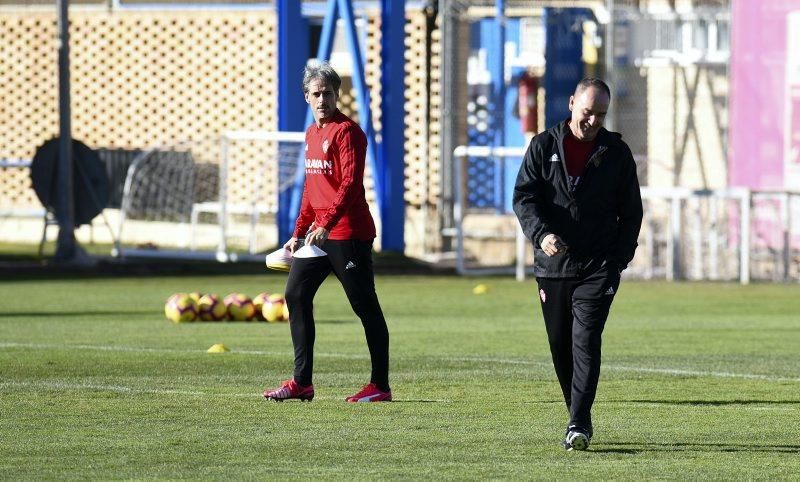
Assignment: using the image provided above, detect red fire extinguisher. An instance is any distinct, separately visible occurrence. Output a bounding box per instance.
[518,72,539,133]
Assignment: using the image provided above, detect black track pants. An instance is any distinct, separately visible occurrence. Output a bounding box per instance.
[536,264,621,431]
[284,239,390,391]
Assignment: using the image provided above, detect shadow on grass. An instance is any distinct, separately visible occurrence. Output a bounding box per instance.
[315,319,357,325]
[593,442,800,454]
[615,399,800,406]
[590,448,641,454]
[0,249,450,281]
[0,310,154,318]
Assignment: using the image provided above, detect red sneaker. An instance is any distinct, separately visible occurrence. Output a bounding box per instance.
[263,379,314,402]
[345,383,392,402]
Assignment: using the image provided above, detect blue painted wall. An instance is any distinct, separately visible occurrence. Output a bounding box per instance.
[466,17,528,214]
[543,7,592,128]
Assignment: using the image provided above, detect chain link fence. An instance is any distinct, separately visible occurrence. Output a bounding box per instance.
[436,0,798,282]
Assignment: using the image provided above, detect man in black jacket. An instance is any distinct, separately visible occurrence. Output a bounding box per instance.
[513,78,643,451]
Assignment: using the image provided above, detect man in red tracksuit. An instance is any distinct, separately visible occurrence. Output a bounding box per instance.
[263,62,391,403]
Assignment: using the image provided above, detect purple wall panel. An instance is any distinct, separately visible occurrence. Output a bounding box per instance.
[729,0,800,189]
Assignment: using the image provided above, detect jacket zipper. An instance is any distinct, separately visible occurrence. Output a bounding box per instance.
[576,145,608,194]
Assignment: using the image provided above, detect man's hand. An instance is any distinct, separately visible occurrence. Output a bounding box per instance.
[305,226,330,247]
[283,237,300,253]
[541,233,568,257]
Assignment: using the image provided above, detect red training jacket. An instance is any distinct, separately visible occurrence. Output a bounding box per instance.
[293,110,377,241]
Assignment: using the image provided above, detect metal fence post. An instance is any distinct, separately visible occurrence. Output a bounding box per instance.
[740,190,750,285]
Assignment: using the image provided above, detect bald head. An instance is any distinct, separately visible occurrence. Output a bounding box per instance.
[574,78,611,100]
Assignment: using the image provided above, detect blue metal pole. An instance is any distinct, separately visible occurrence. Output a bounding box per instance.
[289,0,339,224]
[277,0,308,243]
[315,0,339,75]
[288,0,383,247]
[337,0,381,208]
[493,0,506,213]
[379,0,406,251]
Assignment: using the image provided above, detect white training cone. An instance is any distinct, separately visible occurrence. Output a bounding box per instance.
[293,245,328,258]
[265,248,293,272]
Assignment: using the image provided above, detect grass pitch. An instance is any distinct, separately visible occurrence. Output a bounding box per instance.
[1,273,798,479]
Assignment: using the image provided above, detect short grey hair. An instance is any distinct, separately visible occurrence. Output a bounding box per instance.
[303,61,342,94]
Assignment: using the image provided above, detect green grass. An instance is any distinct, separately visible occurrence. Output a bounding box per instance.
[1,274,799,479]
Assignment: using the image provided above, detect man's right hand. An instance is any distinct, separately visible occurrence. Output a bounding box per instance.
[541,233,568,257]
[283,237,300,254]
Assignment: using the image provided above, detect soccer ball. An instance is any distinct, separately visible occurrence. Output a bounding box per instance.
[252,292,271,321]
[188,292,203,305]
[224,293,256,321]
[165,293,197,323]
[263,294,289,322]
[197,294,228,321]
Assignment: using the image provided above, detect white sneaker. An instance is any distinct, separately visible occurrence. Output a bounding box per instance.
[562,427,590,451]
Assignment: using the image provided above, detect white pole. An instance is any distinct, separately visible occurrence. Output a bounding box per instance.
[666,198,674,281]
[454,152,465,275]
[669,193,682,281]
[645,219,654,279]
[740,190,751,285]
[691,196,702,279]
[782,192,790,281]
[791,194,797,283]
[217,136,230,262]
[709,195,719,280]
[516,225,526,281]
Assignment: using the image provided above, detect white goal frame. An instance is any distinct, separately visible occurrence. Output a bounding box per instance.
[113,130,305,262]
[452,145,528,278]
[212,130,305,260]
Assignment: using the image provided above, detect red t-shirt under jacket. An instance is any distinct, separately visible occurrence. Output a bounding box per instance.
[563,122,597,191]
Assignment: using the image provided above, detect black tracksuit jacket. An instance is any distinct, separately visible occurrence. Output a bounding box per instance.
[513,121,643,278]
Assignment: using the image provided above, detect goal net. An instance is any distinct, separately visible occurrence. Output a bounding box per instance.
[452,145,531,278]
[113,131,305,261]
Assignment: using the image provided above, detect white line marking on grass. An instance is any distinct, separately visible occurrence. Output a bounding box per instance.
[0,379,238,397]
[448,355,550,366]
[446,355,800,382]
[1,380,313,400]
[608,401,798,412]
[601,365,800,382]
[0,342,187,354]
[2,342,799,383]
[0,342,364,359]
[0,380,430,402]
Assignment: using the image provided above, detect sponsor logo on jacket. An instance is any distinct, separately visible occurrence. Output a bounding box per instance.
[306,158,333,175]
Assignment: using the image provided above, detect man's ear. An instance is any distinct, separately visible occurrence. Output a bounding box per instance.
[568,95,575,112]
